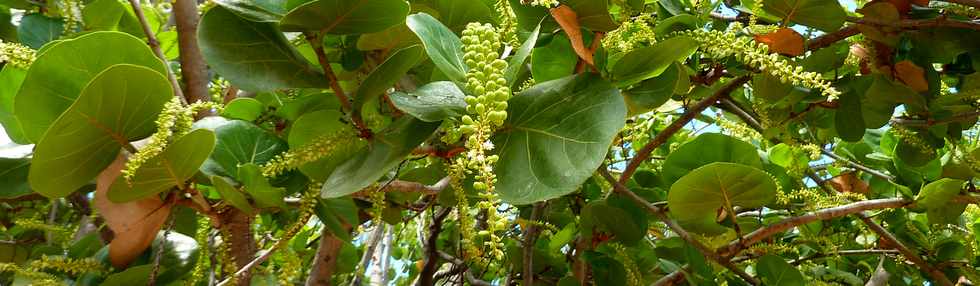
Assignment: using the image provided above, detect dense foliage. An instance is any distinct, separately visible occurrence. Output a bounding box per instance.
[1,0,979,285]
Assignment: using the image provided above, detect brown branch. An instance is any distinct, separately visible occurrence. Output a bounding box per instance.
[652,265,690,286]
[127,0,187,105]
[305,34,372,138]
[435,251,493,286]
[820,150,895,182]
[523,202,546,286]
[217,208,256,285]
[619,76,751,184]
[788,249,899,265]
[172,0,209,105]
[847,15,980,31]
[306,227,348,286]
[891,111,980,127]
[806,25,860,51]
[418,207,452,286]
[352,224,386,286]
[857,213,955,286]
[598,168,760,285]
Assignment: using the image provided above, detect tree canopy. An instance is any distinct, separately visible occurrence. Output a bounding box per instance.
[1,0,980,285]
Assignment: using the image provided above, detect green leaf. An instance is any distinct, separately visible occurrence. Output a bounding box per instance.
[287,110,365,181]
[661,133,763,184]
[916,178,967,225]
[583,200,644,245]
[203,120,288,179]
[861,75,923,128]
[315,197,359,241]
[108,129,216,203]
[14,31,166,143]
[612,36,698,87]
[353,45,423,116]
[321,117,440,198]
[198,6,327,92]
[562,0,618,32]
[653,14,699,35]
[17,13,63,49]
[221,98,265,121]
[279,0,409,34]
[406,13,467,83]
[492,74,626,205]
[82,0,143,36]
[238,163,286,209]
[752,74,809,108]
[211,175,256,214]
[0,66,28,144]
[0,157,31,199]
[835,87,865,142]
[100,264,154,286]
[668,162,777,235]
[767,143,809,171]
[213,0,286,22]
[422,0,495,32]
[504,23,540,87]
[763,0,846,32]
[757,254,805,286]
[388,81,466,122]
[530,34,577,83]
[29,64,172,199]
[624,62,685,115]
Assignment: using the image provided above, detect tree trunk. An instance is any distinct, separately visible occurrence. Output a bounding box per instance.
[306,227,346,286]
[220,208,256,285]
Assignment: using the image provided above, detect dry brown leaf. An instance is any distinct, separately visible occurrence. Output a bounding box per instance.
[94,154,173,268]
[894,60,929,92]
[753,28,805,57]
[827,172,870,194]
[549,5,594,66]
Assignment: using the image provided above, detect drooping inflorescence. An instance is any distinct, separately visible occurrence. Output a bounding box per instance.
[678,23,841,101]
[603,14,657,54]
[261,130,360,177]
[123,98,224,182]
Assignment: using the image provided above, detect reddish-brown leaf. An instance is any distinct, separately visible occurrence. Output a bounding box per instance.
[828,172,870,194]
[894,60,929,92]
[94,155,173,268]
[550,5,594,66]
[754,28,805,57]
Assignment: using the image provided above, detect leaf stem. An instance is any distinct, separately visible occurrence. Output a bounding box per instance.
[305,33,372,138]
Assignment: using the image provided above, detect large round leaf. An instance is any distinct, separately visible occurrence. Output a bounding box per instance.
[108,129,216,203]
[406,13,467,83]
[762,0,846,32]
[213,0,287,22]
[199,6,328,92]
[0,157,31,199]
[492,73,626,205]
[667,162,777,235]
[757,254,805,286]
[29,64,172,198]
[17,13,63,49]
[916,178,967,225]
[352,45,423,117]
[14,31,166,143]
[288,109,366,181]
[612,36,698,87]
[202,120,288,179]
[388,81,466,122]
[211,175,255,214]
[0,65,28,144]
[661,133,763,184]
[279,0,409,34]
[321,117,440,198]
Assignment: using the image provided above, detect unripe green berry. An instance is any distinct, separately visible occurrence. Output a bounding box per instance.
[473,181,488,190]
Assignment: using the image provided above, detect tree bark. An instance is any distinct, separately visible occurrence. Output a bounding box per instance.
[306,228,346,286]
[220,208,256,285]
[172,0,211,104]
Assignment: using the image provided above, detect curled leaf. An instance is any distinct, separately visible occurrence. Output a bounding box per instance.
[753,28,804,56]
[94,155,172,268]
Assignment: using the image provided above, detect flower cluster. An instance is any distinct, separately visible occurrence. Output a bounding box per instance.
[890,126,936,157]
[123,98,223,182]
[0,40,36,69]
[526,0,558,7]
[61,0,82,35]
[746,242,799,257]
[261,131,359,177]
[454,22,513,263]
[609,243,641,286]
[368,184,386,223]
[679,24,841,101]
[775,187,866,210]
[716,117,763,142]
[603,14,657,54]
[29,256,104,276]
[188,217,212,286]
[14,218,72,243]
[218,227,238,286]
[494,0,519,48]
[0,263,59,286]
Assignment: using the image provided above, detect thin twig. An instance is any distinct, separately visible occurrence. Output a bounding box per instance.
[127,0,187,105]
[847,15,980,31]
[436,251,493,286]
[891,111,980,127]
[806,26,860,51]
[619,76,750,183]
[418,207,453,286]
[857,213,954,286]
[523,202,546,286]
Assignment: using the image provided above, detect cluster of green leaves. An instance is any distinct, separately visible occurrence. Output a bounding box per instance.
[0,0,979,285]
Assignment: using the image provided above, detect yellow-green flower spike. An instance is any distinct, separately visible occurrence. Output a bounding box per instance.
[187,217,212,286]
[679,23,841,101]
[0,40,36,69]
[124,97,182,182]
[603,14,657,54]
[28,256,104,276]
[261,131,360,177]
[526,0,558,7]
